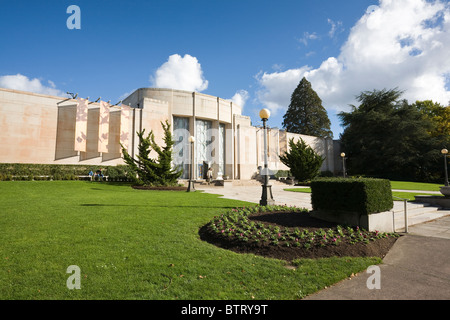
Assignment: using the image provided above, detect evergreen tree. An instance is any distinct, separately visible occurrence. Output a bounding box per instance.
[149,120,183,185]
[282,77,333,139]
[121,120,183,186]
[279,137,324,182]
[338,88,441,182]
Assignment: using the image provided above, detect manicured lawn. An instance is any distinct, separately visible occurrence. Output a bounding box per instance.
[392,191,442,201]
[0,181,380,300]
[285,180,443,201]
[284,187,311,193]
[389,181,442,192]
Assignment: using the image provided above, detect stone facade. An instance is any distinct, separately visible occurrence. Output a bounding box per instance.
[0,87,341,180]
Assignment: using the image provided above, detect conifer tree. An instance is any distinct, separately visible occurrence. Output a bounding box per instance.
[121,120,182,186]
[279,137,324,182]
[282,77,333,139]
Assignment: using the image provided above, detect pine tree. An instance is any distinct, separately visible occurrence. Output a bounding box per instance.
[279,137,324,182]
[121,120,183,186]
[282,77,333,139]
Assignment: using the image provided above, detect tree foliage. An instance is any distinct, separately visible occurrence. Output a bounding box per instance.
[412,100,450,138]
[282,77,333,139]
[338,88,447,182]
[121,120,183,186]
[279,137,324,182]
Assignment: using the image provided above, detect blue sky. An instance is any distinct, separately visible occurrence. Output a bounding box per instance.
[1,0,450,138]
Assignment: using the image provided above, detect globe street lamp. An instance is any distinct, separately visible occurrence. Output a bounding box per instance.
[341,152,347,178]
[442,149,449,187]
[187,136,196,192]
[259,108,275,206]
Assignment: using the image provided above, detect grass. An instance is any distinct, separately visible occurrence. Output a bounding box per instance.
[389,181,442,192]
[285,180,443,201]
[0,181,380,300]
[392,191,442,201]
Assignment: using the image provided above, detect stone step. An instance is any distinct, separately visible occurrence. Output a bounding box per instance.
[392,206,450,232]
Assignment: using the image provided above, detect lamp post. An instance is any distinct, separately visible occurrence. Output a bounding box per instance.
[187,136,196,192]
[259,108,275,206]
[442,149,449,187]
[341,152,347,178]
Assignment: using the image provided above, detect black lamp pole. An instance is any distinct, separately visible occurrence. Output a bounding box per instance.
[443,149,449,187]
[187,136,195,192]
[259,109,275,206]
[341,152,347,178]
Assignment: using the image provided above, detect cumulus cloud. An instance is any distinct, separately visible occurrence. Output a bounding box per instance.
[256,67,310,115]
[0,73,64,96]
[257,0,450,114]
[230,89,249,108]
[150,54,208,92]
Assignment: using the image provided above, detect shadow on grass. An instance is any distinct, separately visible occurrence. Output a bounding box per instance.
[80,203,240,209]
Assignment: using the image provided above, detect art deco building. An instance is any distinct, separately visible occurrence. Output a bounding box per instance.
[0,87,341,180]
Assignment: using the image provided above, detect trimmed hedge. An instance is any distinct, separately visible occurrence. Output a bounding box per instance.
[310,177,393,215]
[0,163,132,182]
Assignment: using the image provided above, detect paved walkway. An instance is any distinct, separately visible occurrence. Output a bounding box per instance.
[196,183,450,299]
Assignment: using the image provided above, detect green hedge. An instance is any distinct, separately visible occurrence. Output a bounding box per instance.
[0,163,132,182]
[310,177,393,215]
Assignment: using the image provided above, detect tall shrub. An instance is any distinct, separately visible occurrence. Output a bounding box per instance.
[279,138,324,182]
[121,120,183,186]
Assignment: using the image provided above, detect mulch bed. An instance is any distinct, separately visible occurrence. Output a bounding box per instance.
[199,211,399,261]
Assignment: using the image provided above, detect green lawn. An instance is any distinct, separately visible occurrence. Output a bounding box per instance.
[0,181,380,300]
[391,191,441,201]
[285,180,443,201]
[389,181,442,192]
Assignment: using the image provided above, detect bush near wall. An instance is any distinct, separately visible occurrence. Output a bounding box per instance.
[0,163,131,181]
[310,177,393,215]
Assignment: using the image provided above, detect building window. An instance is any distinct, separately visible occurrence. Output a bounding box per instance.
[195,119,212,179]
[219,123,226,176]
[173,116,190,179]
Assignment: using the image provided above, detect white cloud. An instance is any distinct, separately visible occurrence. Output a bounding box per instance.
[256,0,450,114]
[256,67,310,115]
[298,32,318,46]
[230,90,249,108]
[327,19,343,38]
[150,54,208,92]
[0,73,64,96]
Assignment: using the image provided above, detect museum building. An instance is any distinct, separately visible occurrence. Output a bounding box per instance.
[0,87,341,181]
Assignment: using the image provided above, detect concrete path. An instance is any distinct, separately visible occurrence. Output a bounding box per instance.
[196,183,450,300]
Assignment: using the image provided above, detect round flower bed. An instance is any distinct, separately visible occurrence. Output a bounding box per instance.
[199,205,400,261]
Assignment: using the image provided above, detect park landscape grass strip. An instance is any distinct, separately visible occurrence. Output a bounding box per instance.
[0,181,381,300]
[285,180,442,201]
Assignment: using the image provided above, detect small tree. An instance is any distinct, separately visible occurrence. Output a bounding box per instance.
[279,138,324,182]
[121,120,183,186]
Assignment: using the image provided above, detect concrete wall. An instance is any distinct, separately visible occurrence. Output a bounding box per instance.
[0,88,61,164]
[123,88,242,179]
[0,88,127,166]
[283,132,335,173]
[0,87,339,179]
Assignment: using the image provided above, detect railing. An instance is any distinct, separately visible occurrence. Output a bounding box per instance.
[392,196,409,233]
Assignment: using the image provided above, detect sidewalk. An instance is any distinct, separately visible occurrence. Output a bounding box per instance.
[196,183,450,300]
